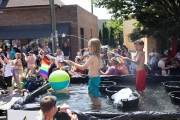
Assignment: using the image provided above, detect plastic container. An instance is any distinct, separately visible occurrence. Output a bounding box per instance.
[162,81,180,92]
[169,91,180,105]
[100,81,116,95]
[105,86,127,98]
[120,92,140,108]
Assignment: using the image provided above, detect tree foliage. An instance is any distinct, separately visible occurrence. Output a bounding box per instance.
[102,22,109,45]
[94,0,180,42]
[98,29,102,41]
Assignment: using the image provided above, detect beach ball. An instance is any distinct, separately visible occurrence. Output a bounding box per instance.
[48,70,70,90]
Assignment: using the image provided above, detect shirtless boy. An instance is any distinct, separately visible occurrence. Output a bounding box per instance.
[123,40,146,95]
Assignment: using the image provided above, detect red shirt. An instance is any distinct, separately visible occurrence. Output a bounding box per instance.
[74,68,84,74]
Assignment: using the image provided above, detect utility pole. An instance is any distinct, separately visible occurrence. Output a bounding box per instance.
[91,0,93,14]
[49,0,57,53]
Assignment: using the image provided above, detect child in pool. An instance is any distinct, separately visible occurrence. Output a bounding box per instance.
[65,38,103,112]
[123,40,146,95]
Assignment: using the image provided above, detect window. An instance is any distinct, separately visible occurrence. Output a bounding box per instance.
[80,28,84,49]
[90,29,92,38]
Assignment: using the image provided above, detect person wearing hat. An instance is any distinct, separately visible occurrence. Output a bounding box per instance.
[117,58,129,75]
[100,57,120,75]
[25,51,36,76]
[55,60,66,71]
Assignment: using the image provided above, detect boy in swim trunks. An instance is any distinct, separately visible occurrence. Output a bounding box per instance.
[123,40,146,95]
[65,38,103,112]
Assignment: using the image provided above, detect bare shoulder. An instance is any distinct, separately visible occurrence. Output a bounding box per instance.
[138,51,145,56]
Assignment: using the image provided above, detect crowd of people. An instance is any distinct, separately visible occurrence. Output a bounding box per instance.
[1,37,180,119]
[147,47,180,76]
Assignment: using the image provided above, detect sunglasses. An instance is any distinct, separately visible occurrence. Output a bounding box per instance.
[52,96,57,107]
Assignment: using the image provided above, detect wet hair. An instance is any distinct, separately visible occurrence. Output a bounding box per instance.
[89,38,101,58]
[40,96,55,113]
[134,40,144,46]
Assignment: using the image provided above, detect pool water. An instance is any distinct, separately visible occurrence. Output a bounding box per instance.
[51,83,180,113]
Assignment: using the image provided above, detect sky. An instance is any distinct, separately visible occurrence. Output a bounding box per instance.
[61,0,112,19]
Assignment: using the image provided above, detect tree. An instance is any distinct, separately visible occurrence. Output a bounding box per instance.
[102,22,109,45]
[98,29,102,41]
[109,27,117,48]
[94,0,180,42]
[105,20,124,47]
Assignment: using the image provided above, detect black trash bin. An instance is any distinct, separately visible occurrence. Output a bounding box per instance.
[162,81,180,92]
[100,81,116,95]
[169,91,180,105]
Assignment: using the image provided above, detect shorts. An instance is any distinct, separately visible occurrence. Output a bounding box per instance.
[88,76,100,98]
[136,69,146,91]
[4,76,12,87]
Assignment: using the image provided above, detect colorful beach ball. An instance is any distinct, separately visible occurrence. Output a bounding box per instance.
[48,70,70,90]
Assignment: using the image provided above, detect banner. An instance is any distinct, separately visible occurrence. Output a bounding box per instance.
[8,110,39,120]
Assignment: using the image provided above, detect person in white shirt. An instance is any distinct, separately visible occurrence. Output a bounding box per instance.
[55,49,64,65]
[0,53,13,97]
[149,47,157,57]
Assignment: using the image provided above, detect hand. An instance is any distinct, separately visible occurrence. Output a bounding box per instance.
[59,104,70,113]
[71,114,78,120]
[1,53,4,57]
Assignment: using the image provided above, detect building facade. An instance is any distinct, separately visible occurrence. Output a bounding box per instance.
[0,0,98,59]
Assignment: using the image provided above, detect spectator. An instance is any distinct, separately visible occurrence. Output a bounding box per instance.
[73,56,84,74]
[158,54,170,75]
[10,47,16,59]
[175,51,180,60]
[24,65,37,92]
[118,61,129,75]
[25,51,36,76]
[100,57,120,75]
[12,53,23,93]
[149,47,157,57]
[48,58,56,77]
[168,61,180,75]
[55,49,64,65]
[62,42,70,60]
[83,48,89,57]
[0,54,13,97]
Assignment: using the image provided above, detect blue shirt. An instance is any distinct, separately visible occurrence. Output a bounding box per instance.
[10,49,16,59]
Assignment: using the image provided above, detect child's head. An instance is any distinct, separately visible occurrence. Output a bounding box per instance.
[50,58,55,64]
[110,57,118,66]
[134,40,144,51]
[77,52,81,56]
[58,60,65,67]
[75,56,82,64]
[160,54,167,61]
[40,96,58,117]
[88,38,101,57]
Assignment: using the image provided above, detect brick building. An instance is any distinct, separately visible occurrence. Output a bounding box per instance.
[0,0,98,59]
